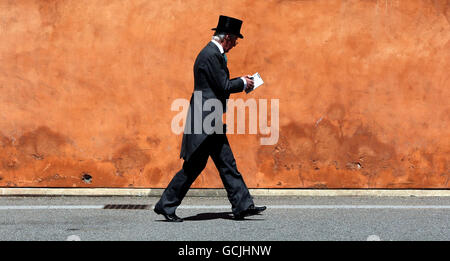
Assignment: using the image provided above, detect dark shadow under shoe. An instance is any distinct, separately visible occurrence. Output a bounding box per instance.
[154,207,183,222]
[183,212,234,221]
[234,205,267,220]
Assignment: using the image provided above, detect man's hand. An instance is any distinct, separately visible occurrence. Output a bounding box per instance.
[244,75,254,92]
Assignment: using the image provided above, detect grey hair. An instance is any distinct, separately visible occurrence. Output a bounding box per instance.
[212,32,227,42]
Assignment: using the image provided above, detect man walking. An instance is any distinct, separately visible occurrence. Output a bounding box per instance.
[154,15,266,222]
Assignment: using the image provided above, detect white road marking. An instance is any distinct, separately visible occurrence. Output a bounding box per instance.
[0,205,449,210]
[367,235,382,241]
[66,235,81,241]
[0,205,105,210]
[177,205,450,210]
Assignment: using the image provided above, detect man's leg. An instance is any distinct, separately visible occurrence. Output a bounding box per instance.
[210,133,255,216]
[155,140,210,216]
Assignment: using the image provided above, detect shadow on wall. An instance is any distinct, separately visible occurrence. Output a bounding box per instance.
[0,126,156,187]
[256,103,449,188]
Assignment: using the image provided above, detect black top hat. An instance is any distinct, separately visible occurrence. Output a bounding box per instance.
[211,15,244,39]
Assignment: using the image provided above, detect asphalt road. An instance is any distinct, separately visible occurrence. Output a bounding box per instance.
[0,196,449,241]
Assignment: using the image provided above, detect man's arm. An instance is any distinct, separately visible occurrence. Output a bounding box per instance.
[203,54,245,94]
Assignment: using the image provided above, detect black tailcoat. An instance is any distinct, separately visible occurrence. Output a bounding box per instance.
[180,42,244,162]
[155,41,254,217]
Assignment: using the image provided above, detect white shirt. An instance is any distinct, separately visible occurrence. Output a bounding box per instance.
[211,39,224,54]
[210,40,247,89]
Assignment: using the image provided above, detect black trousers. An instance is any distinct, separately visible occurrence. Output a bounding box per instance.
[155,133,254,216]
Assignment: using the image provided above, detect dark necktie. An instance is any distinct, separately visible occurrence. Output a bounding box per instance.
[222,53,227,64]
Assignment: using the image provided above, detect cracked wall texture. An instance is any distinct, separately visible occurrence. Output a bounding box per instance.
[0,0,449,188]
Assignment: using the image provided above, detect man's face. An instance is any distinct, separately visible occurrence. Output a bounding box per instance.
[223,35,238,53]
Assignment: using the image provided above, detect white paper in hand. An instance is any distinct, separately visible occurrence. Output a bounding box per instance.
[245,72,264,94]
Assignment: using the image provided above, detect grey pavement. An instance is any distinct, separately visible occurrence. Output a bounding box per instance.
[0,196,449,241]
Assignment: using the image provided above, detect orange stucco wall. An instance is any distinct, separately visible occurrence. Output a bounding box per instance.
[0,0,449,188]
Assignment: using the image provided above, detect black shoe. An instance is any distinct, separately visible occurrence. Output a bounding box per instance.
[234,205,267,220]
[154,207,183,222]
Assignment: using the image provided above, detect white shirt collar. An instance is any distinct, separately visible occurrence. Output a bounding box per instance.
[211,39,224,54]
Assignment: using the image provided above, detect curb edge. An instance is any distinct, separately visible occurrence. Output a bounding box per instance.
[1,188,449,197]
